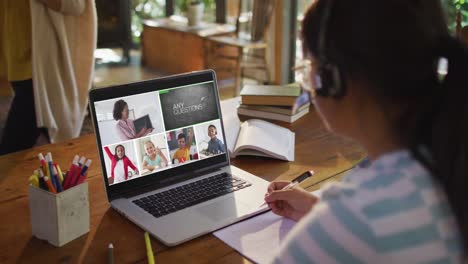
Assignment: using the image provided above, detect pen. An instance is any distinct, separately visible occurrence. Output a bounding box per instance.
[52,166,63,192]
[44,176,57,194]
[37,169,47,190]
[144,232,155,264]
[108,243,114,264]
[66,157,87,189]
[38,153,47,174]
[70,159,92,188]
[46,153,58,190]
[260,170,315,207]
[63,156,80,190]
[29,175,39,187]
[78,156,86,167]
[54,163,64,182]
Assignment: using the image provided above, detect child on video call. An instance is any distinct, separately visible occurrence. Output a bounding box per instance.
[207,124,225,155]
[173,128,193,163]
[104,145,139,184]
[142,140,169,171]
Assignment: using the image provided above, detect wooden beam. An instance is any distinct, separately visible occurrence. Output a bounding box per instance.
[273,0,296,85]
[273,0,284,85]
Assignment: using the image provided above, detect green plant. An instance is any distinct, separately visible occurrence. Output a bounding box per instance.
[131,0,166,44]
[176,0,214,13]
[442,0,468,32]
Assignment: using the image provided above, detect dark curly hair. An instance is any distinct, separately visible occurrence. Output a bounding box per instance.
[113,99,128,121]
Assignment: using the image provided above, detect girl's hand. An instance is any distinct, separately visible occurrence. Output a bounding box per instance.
[134,169,139,175]
[264,181,319,221]
[136,127,148,138]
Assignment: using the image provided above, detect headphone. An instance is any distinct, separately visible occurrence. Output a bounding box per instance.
[315,0,346,98]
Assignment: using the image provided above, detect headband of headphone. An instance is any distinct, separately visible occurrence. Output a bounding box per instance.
[316,0,346,98]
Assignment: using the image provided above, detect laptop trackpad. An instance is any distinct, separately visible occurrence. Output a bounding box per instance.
[195,197,250,222]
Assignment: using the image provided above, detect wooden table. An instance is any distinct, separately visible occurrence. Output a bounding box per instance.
[0,107,366,263]
[141,16,235,75]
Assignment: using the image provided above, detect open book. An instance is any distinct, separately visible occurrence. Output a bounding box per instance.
[221,98,295,161]
[230,119,295,161]
[221,97,295,161]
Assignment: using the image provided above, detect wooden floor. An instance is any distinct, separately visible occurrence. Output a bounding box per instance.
[0,48,237,140]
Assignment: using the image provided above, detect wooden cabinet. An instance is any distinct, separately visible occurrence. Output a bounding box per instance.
[141,17,235,74]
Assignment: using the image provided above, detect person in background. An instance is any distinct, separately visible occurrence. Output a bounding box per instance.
[113,99,153,141]
[265,0,467,263]
[206,124,225,155]
[0,0,97,155]
[104,145,139,185]
[142,140,168,171]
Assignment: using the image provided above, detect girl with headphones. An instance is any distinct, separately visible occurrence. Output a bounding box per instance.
[264,0,467,262]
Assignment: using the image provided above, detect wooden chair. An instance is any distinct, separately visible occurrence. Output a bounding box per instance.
[456,10,468,46]
[207,0,275,95]
[0,77,12,97]
[460,26,468,46]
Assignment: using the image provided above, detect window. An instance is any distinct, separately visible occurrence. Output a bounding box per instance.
[295,0,315,82]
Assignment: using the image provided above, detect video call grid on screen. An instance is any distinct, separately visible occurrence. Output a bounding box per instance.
[93,81,227,186]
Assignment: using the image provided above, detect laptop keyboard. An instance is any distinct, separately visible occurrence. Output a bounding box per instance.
[132,173,252,218]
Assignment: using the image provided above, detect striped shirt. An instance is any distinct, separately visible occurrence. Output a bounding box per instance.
[272,150,462,263]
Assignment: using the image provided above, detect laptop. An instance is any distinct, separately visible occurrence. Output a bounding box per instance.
[89,70,270,246]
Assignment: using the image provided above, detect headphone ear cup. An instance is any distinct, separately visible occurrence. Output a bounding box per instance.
[330,65,345,97]
[316,64,345,97]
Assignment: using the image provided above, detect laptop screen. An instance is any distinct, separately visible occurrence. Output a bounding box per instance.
[89,71,229,199]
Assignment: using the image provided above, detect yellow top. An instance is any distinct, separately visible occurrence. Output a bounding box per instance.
[173,146,190,162]
[0,0,32,81]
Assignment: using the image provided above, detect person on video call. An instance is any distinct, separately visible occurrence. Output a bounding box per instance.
[104,145,139,184]
[142,140,168,171]
[264,0,467,263]
[113,99,153,141]
[173,128,194,163]
[206,125,225,155]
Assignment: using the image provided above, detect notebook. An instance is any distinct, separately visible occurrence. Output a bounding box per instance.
[88,70,270,246]
[214,190,322,263]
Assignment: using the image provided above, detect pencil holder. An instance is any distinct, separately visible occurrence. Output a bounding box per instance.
[28,182,90,247]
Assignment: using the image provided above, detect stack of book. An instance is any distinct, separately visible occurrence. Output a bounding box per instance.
[238,83,310,123]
